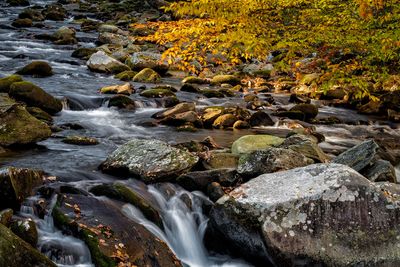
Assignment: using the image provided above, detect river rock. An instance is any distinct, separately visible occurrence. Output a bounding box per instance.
[71,47,97,59]
[180,83,200,93]
[98,32,130,46]
[201,107,224,127]
[249,111,274,127]
[289,103,318,120]
[360,159,396,183]
[182,76,209,84]
[0,223,56,267]
[160,111,201,127]
[126,52,169,74]
[19,8,44,21]
[212,114,237,129]
[152,102,196,120]
[42,4,67,21]
[332,139,379,171]
[52,26,77,45]
[210,163,400,266]
[140,88,175,98]
[108,95,136,109]
[87,51,130,74]
[0,74,23,93]
[100,83,133,95]
[0,167,44,210]
[133,68,161,83]
[207,182,225,202]
[11,18,32,28]
[114,70,137,81]
[231,135,284,155]
[203,152,239,170]
[237,147,313,177]
[9,81,62,114]
[280,134,329,163]
[16,61,53,77]
[0,94,51,146]
[233,120,250,129]
[26,107,53,124]
[100,138,198,183]
[211,75,241,86]
[10,218,38,247]
[62,136,99,146]
[6,0,29,6]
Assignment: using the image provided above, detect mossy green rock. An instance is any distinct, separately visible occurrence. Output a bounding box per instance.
[26,107,53,124]
[0,167,44,210]
[100,138,198,183]
[16,61,53,77]
[0,223,56,267]
[0,94,52,146]
[0,75,23,93]
[9,81,62,114]
[140,88,175,98]
[114,70,137,81]
[133,68,161,83]
[10,219,38,247]
[201,89,225,98]
[211,75,241,86]
[182,76,209,84]
[231,134,284,155]
[203,152,239,170]
[108,95,136,109]
[212,114,237,129]
[11,18,32,28]
[71,47,98,59]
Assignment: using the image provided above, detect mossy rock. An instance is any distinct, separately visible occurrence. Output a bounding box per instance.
[289,103,319,120]
[62,135,99,146]
[212,114,237,129]
[108,95,136,109]
[275,110,305,121]
[233,120,250,129]
[211,75,241,86]
[9,81,62,115]
[180,83,200,93]
[176,123,198,132]
[11,18,33,28]
[18,8,44,21]
[0,209,13,227]
[201,89,225,98]
[10,219,38,247]
[26,107,53,124]
[203,152,239,170]
[16,61,53,77]
[140,88,175,98]
[231,134,285,154]
[0,223,56,267]
[182,76,209,84]
[133,68,161,83]
[0,75,23,93]
[0,167,44,211]
[71,47,97,59]
[114,70,137,81]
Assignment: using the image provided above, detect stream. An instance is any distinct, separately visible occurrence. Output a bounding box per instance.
[0,0,400,266]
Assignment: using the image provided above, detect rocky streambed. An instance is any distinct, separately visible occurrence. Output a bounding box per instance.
[0,0,400,267]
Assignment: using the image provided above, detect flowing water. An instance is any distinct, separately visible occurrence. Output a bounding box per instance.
[0,0,400,266]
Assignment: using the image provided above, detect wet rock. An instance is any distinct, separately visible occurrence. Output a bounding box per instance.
[176,123,197,132]
[126,52,169,74]
[161,96,180,108]
[12,18,33,28]
[9,81,62,114]
[62,136,99,146]
[289,93,310,104]
[381,91,400,112]
[100,83,133,95]
[90,182,162,227]
[207,182,225,202]
[133,68,161,83]
[360,159,396,183]
[248,111,274,127]
[26,107,53,124]
[212,114,237,129]
[289,103,318,120]
[160,111,201,127]
[100,138,198,183]
[152,102,195,120]
[210,163,400,266]
[140,88,175,98]
[0,209,13,227]
[182,76,209,84]
[177,169,239,192]
[201,89,225,98]
[231,134,284,155]
[275,110,305,121]
[98,24,123,34]
[80,19,100,32]
[53,194,181,267]
[238,147,313,177]
[180,83,200,93]
[87,51,130,74]
[280,134,329,163]
[0,167,44,210]
[233,120,250,129]
[332,139,378,171]
[211,75,241,86]
[18,8,44,21]
[114,70,137,81]
[320,86,346,100]
[98,32,130,46]
[71,47,97,59]
[16,61,53,77]
[0,74,23,93]
[0,223,56,267]
[388,109,400,122]
[52,26,77,45]
[108,95,136,109]
[42,4,67,21]
[203,152,239,170]
[0,94,51,146]
[10,218,38,247]
[201,107,224,127]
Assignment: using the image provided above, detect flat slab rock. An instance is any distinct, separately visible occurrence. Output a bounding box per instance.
[210,163,400,267]
[100,138,198,183]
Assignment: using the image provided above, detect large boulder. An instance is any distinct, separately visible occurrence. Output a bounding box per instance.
[0,75,23,93]
[0,94,51,146]
[126,52,169,74]
[0,224,56,267]
[16,61,53,77]
[9,81,62,115]
[0,167,44,210]
[87,51,130,74]
[231,135,284,155]
[210,163,400,266]
[100,138,198,183]
[280,134,329,163]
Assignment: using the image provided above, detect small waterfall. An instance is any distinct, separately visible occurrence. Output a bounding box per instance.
[122,184,252,267]
[20,195,94,267]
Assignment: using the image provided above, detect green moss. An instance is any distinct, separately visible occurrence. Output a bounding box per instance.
[0,75,23,93]
[139,88,176,98]
[210,75,241,85]
[201,89,224,98]
[114,70,137,81]
[133,68,161,83]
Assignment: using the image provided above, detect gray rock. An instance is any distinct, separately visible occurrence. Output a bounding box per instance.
[100,138,198,183]
[126,52,169,74]
[210,163,400,266]
[361,159,396,183]
[87,51,130,74]
[237,147,313,177]
[333,139,379,171]
[280,134,330,163]
[98,32,130,46]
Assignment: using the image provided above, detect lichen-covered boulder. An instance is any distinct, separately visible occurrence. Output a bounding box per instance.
[332,139,378,171]
[0,224,56,267]
[0,75,23,93]
[133,68,161,83]
[210,163,400,266]
[16,61,53,77]
[100,138,198,183]
[0,167,44,210]
[231,135,284,155]
[0,94,51,146]
[126,52,168,74]
[9,81,62,115]
[87,51,130,74]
